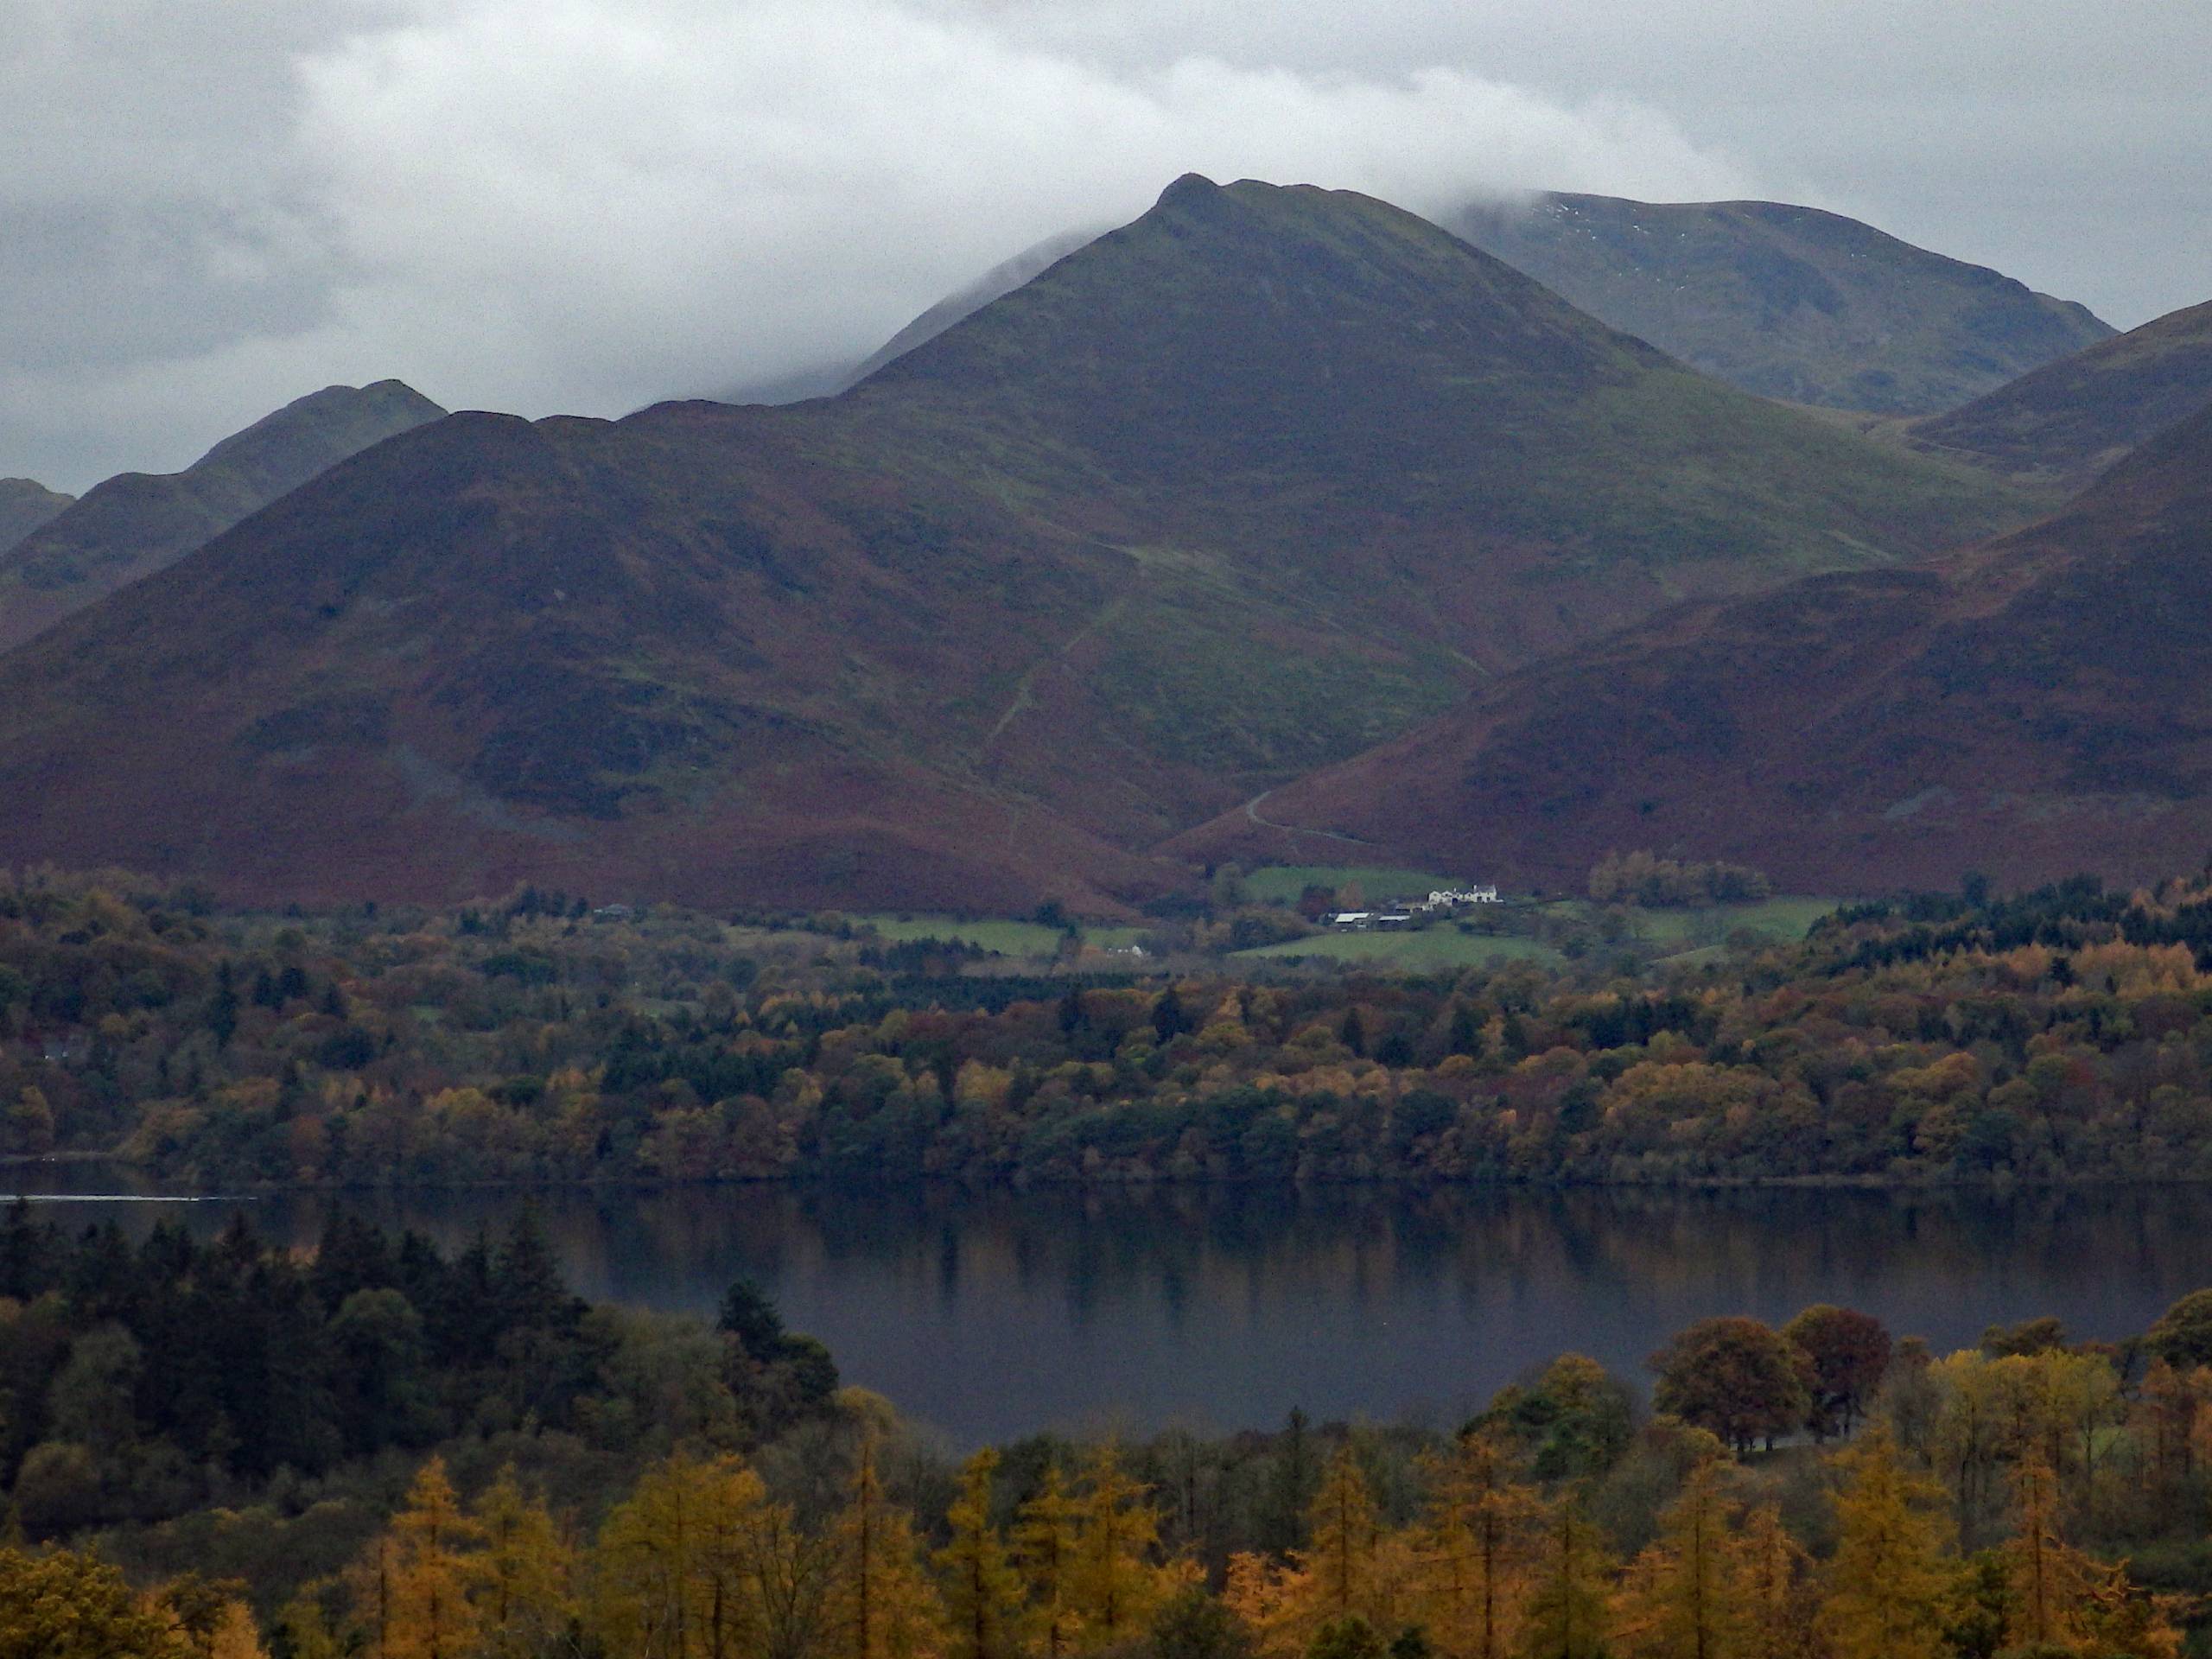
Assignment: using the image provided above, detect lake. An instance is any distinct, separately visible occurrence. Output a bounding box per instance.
[10,1174,2208,1446]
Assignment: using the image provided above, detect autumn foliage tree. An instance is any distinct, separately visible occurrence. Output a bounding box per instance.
[1779,1306,1891,1440]
[1611,1458,1742,1659]
[1649,1319,1810,1454]
[823,1435,940,1659]
[1516,1497,1613,1659]
[938,1450,1023,1659]
[377,1457,480,1659]
[1410,1429,1541,1659]
[1815,1428,1953,1659]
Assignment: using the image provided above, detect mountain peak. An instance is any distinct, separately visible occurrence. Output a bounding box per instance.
[1154,171,1224,209]
[0,478,75,558]
[193,380,446,499]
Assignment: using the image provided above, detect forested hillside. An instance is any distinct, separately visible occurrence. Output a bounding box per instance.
[13,867,2212,1191]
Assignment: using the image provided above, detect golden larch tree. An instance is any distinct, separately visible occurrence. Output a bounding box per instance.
[1409,1428,1542,1659]
[593,1452,779,1659]
[1611,1458,1741,1659]
[1728,1504,1813,1659]
[1015,1460,1084,1657]
[377,1457,481,1659]
[1303,1447,1383,1628]
[469,1465,575,1659]
[1068,1440,1173,1646]
[1816,1427,1954,1659]
[204,1599,269,1659]
[937,1449,1024,1659]
[823,1435,941,1659]
[1515,1497,1613,1659]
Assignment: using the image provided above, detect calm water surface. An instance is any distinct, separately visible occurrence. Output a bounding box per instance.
[12,1175,2210,1446]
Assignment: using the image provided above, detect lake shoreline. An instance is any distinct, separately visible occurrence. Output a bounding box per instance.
[10,1154,2208,1200]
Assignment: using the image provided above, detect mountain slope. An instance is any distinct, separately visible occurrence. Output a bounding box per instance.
[0,479,74,554]
[709,227,1105,407]
[1905,299,2212,487]
[1180,403,2212,893]
[0,177,2039,912]
[847,226,1104,386]
[1449,193,2113,416]
[0,380,445,652]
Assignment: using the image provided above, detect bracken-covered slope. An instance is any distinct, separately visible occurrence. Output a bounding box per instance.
[0,479,74,555]
[0,177,2037,912]
[1180,402,2212,895]
[1449,193,2113,416]
[0,381,446,652]
[1906,299,2212,488]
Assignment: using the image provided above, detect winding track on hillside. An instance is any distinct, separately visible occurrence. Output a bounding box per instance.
[1242,788,1371,845]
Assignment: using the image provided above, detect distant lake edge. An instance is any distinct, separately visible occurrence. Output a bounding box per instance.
[10,1172,2211,1446]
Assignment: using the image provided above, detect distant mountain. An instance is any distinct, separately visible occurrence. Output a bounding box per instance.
[0,380,446,652]
[709,227,1105,407]
[1179,401,2212,895]
[0,177,2035,913]
[710,360,855,408]
[0,479,74,554]
[1448,193,2113,416]
[1906,298,2212,488]
[847,227,1105,385]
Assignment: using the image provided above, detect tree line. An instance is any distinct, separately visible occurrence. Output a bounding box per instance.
[11,1205,2212,1655]
[14,868,2212,1191]
[22,1287,2212,1658]
[0,1207,837,1548]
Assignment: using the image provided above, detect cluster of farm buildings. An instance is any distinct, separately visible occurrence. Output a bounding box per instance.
[1330,886,1500,930]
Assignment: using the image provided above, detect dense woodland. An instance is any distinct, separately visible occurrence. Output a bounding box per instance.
[14,1211,2212,1656]
[11,868,2212,1190]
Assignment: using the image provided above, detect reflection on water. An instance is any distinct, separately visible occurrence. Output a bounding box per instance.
[10,1172,2209,1446]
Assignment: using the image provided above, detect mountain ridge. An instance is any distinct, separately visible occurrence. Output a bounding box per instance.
[1904,298,2212,488]
[0,379,446,653]
[0,478,74,556]
[1176,399,2212,893]
[0,176,2043,912]
[1448,191,2114,416]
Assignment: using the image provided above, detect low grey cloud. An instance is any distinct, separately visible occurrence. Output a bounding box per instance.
[3,0,2202,492]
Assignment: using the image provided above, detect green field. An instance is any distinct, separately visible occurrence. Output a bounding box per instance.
[1235,928,1565,969]
[855,916,1149,956]
[850,893,1837,969]
[1239,864,1471,904]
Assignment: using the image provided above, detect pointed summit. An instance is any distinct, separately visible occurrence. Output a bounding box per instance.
[1154,171,1223,208]
[0,479,74,557]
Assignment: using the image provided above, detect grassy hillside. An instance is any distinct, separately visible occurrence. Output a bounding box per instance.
[1451,193,2113,415]
[1181,403,2212,895]
[1906,297,2212,486]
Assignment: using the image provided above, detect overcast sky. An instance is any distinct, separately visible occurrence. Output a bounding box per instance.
[5,0,2207,492]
